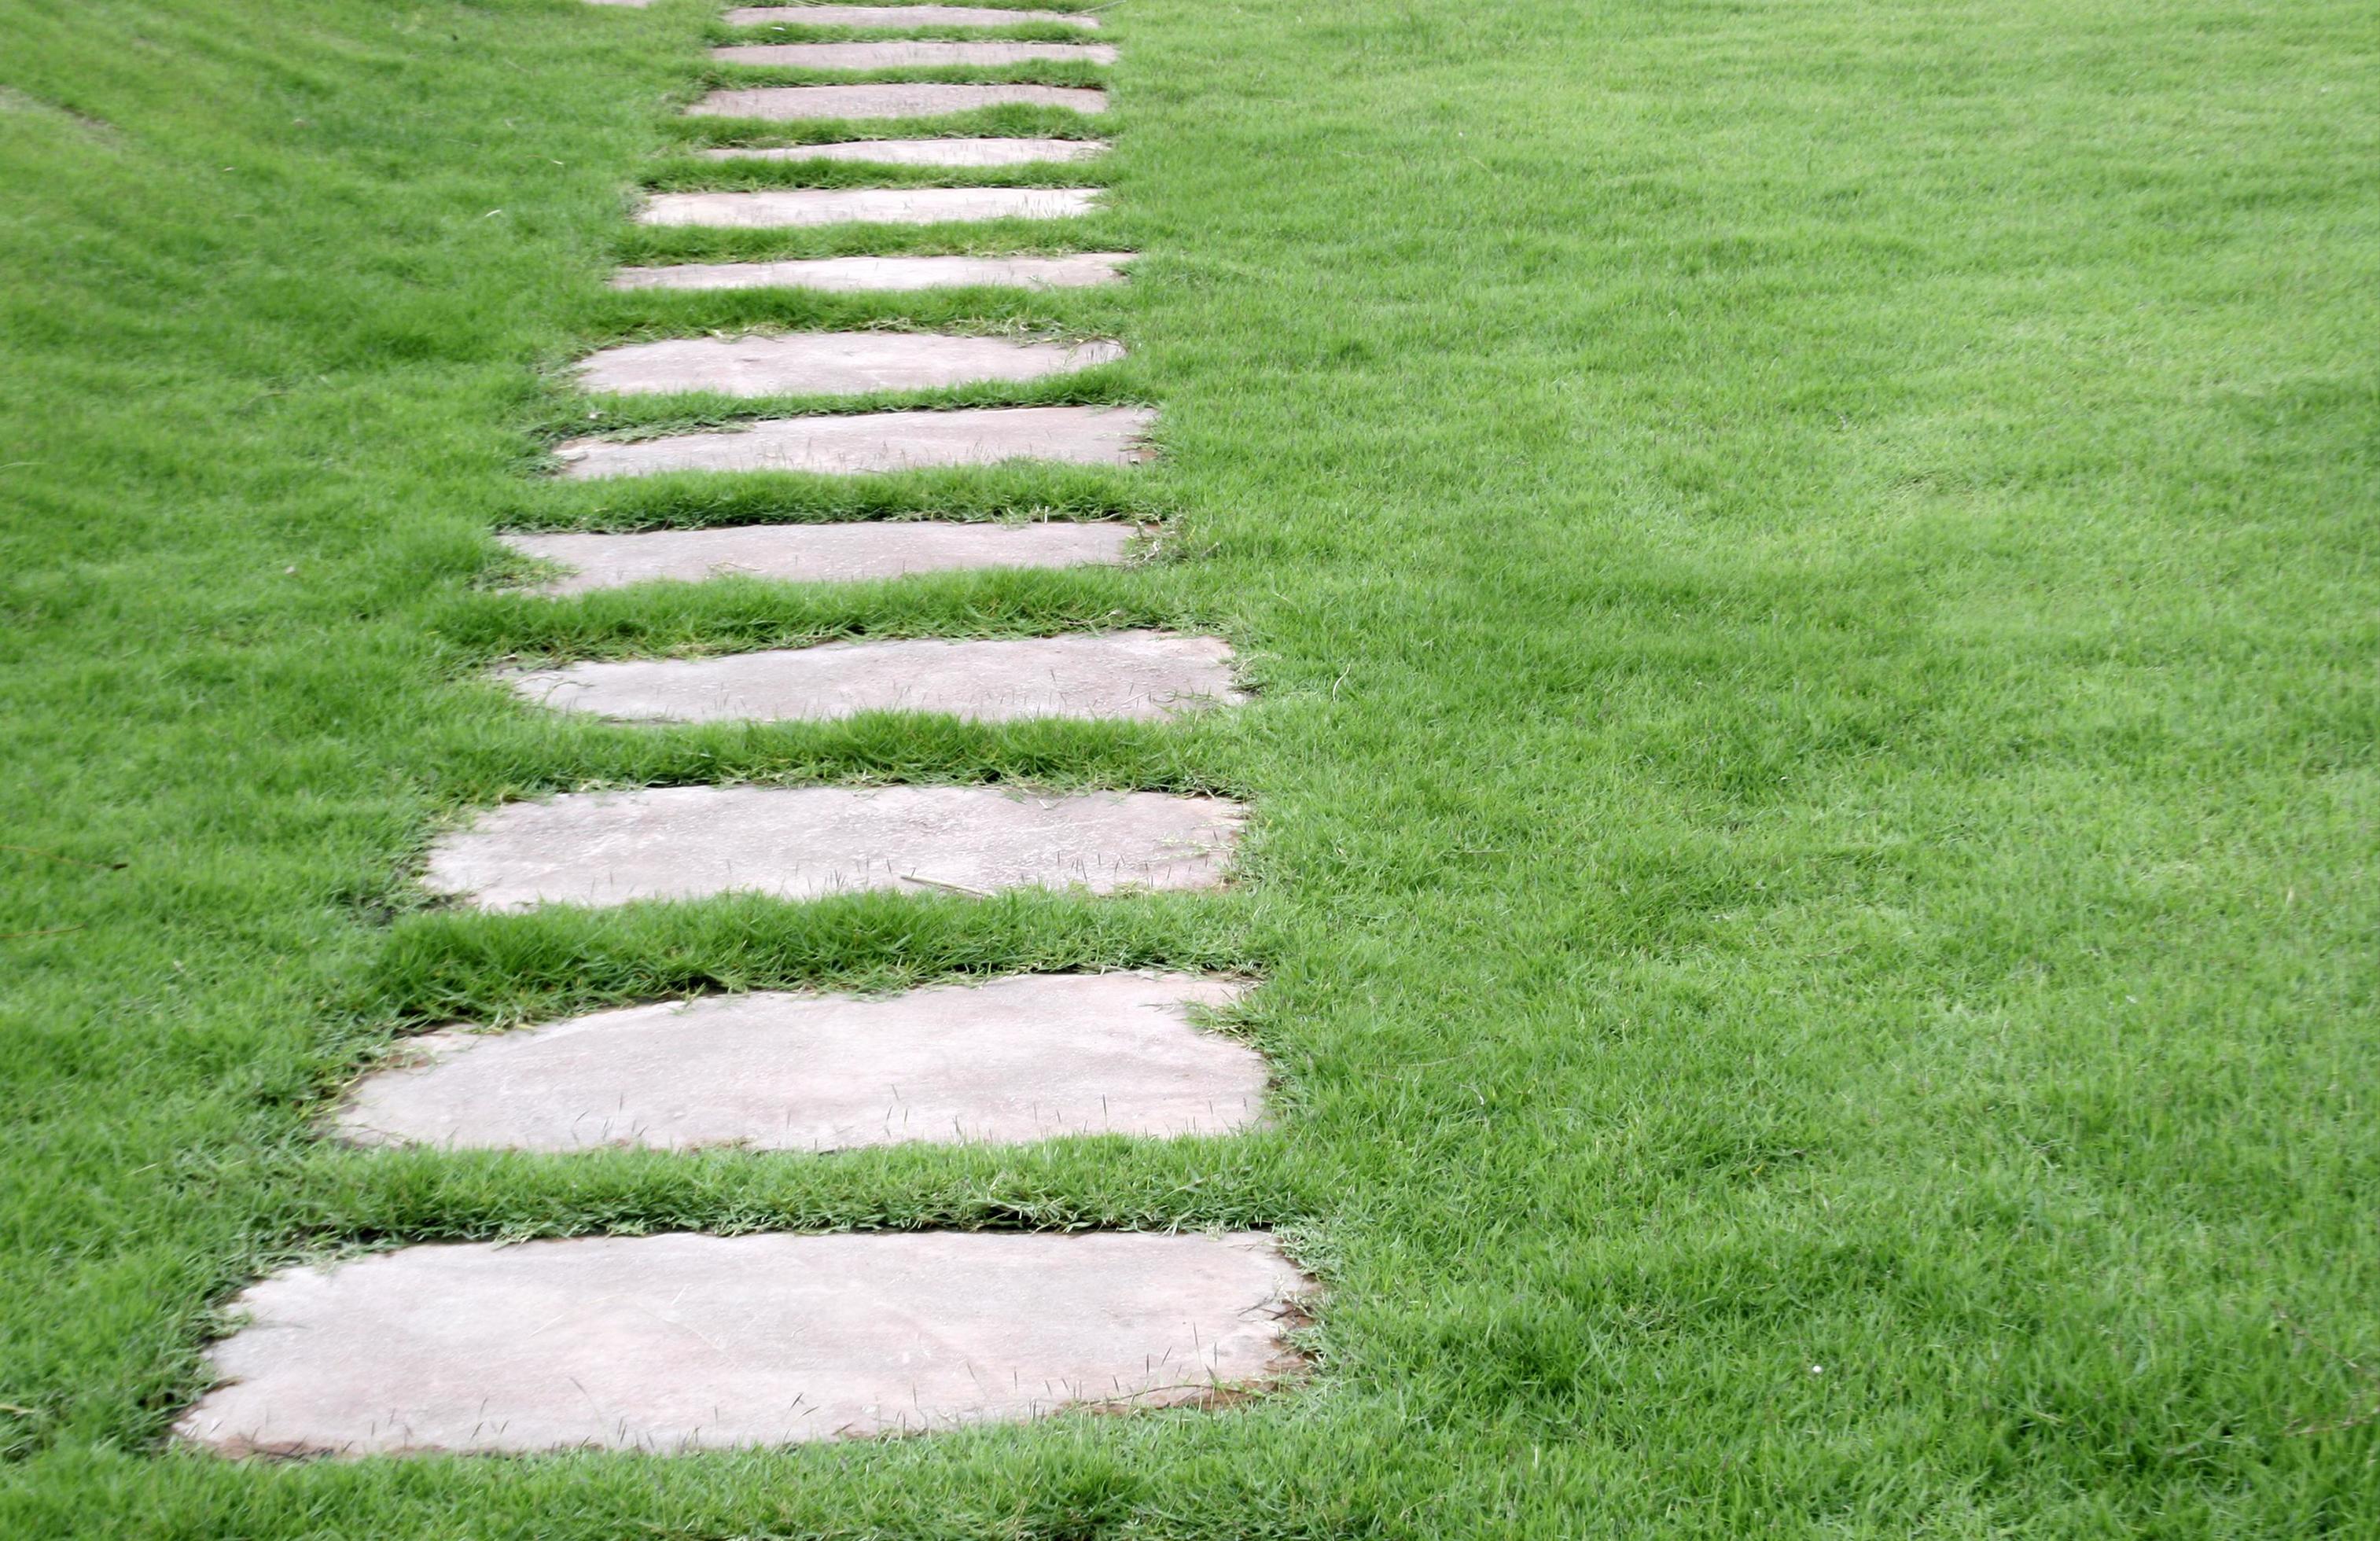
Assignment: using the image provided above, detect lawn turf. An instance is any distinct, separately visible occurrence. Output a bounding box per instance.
[2,0,2377,1534]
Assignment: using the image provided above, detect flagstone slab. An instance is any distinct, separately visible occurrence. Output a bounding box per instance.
[576,333,1122,399]
[509,632,1240,725]
[554,404,1153,479]
[638,186,1098,228]
[716,41,1116,67]
[611,253,1130,293]
[176,1231,1307,1456]
[423,785,1242,911]
[699,136,1106,165]
[689,84,1105,120]
[727,6,1100,28]
[337,973,1260,1152]
[502,521,1132,594]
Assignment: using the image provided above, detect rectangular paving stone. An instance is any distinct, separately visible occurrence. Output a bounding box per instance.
[611,252,1131,293]
[177,1231,1308,1456]
[715,41,1116,67]
[423,785,1243,911]
[699,136,1106,165]
[554,404,1154,480]
[688,84,1106,120]
[727,6,1100,28]
[502,521,1132,595]
[509,632,1241,724]
[337,973,1260,1153]
[576,333,1122,399]
[638,186,1098,228]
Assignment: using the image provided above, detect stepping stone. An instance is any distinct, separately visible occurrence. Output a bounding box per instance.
[177,1231,1308,1455]
[688,84,1105,121]
[423,785,1243,911]
[611,252,1130,293]
[337,973,1262,1152]
[699,137,1106,165]
[638,186,1097,228]
[554,404,1153,479]
[714,42,1116,66]
[508,632,1241,725]
[727,6,1100,28]
[576,333,1123,399]
[502,521,1133,595]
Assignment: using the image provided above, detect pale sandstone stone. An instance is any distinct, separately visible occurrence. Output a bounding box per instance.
[697,137,1105,165]
[610,253,1129,293]
[688,83,1105,120]
[502,521,1132,594]
[727,6,1099,28]
[638,186,1097,227]
[176,1231,1308,1456]
[553,404,1153,479]
[715,42,1115,66]
[422,785,1242,911]
[337,973,1261,1152]
[576,333,1123,399]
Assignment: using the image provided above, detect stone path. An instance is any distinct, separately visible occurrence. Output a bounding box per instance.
[507,631,1241,724]
[726,6,1101,27]
[576,332,1122,398]
[715,41,1117,66]
[502,521,1133,594]
[423,785,1245,910]
[554,404,1153,479]
[183,4,1311,1463]
[689,83,1106,120]
[337,973,1260,1151]
[178,1233,1304,1455]
[612,252,1130,292]
[700,137,1106,164]
[638,186,1097,227]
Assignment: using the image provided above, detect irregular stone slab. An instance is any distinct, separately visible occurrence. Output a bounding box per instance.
[639,186,1097,228]
[576,333,1123,399]
[727,6,1100,28]
[423,785,1243,911]
[715,41,1116,66]
[700,137,1106,166]
[554,404,1153,480]
[502,521,1132,595]
[509,632,1241,725]
[688,84,1105,120]
[338,973,1260,1152]
[612,253,1130,293]
[177,1231,1308,1456]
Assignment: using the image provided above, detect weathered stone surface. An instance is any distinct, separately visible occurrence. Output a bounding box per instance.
[700,136,1105,166]
[509,632,1241,725]
[727,6,1099,28]
[612,252,1130,293]
[176,1231,1308,1456]
[715,41,1115,66]
[638,186,1097,228]
[583,0,651,8]
[576,333,1122,399]
[688,84,1105,120]
[337,973,1261,1152]
[423,785,1242,911]
[502,521,1132,595]
[554,404,1154,480]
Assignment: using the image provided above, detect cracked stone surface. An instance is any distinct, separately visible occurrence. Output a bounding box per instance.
[688,83,1105,120]
[554,404,1154,479]
[639,186,1097,228]
[700,137,1106,166]
[611,253,1130,293]
[175,1231,1308,1456]
[726,6,1100,28]
[715,42,1116,66]
[501,521,1133,594]
[576,333,1122,399]
[337,973,1262,1153]
[422,785,1244,911]
[508,632,1241,725]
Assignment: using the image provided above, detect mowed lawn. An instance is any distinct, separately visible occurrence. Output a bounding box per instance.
[4,0,2377,1534]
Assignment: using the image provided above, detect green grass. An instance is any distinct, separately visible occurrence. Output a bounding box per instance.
[4,0,2378,1534]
